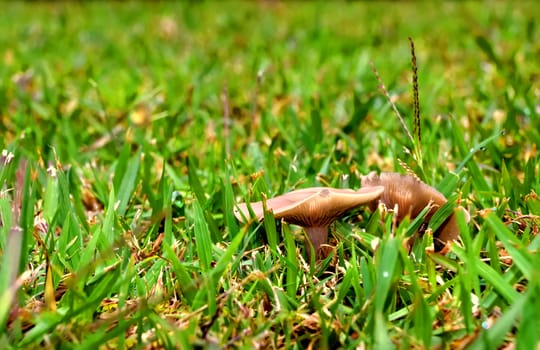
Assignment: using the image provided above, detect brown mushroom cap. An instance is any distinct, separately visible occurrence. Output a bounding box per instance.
[361,172,447,220]
[361,171,467,251]
[235,186,385,259]
[235,186,385,226]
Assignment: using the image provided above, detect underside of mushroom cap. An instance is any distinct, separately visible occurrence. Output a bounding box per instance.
[235,186,384,227]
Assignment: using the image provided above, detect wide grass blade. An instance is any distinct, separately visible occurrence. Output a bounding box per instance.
[191,198,217,315]
[282,223,299,300]
[374,236,401,313]
[262,196,280,260]
[400,245,433,348]
[115,150,141,217]
[192,199,213,272]
[468,290,529,350]
[162,242,196,302]
[485,213,535,281]
[453,244,519,305]
[222,167,239,239]
[188,156,207,207]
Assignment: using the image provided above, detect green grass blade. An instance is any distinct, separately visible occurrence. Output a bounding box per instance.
[222,172,239,240]
[485,213,534,281]
[187,156,207,206]
[374,236,401,313]
[162,242,196,303]
[282,224,299,300]
[115,150,141,217]
[42,169,59,223]
[469,291,529,350]
[212,225,246,280]
[192,199,213,272]
[453,245,519,304]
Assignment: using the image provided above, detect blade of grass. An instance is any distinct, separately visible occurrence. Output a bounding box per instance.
[212,225,247,280]
[360,256,375,299]
[19,311,65,347]
[374,234,401,313]
[112,142,131,191]
[43,167,59,223]
[80,188,115,265]
[163,181,174,246]
[262,196,280,261]
[192,199,213,272]
[222,168,239,239]
[400,243,433,348]
[485,213,534,281]
[162,242,196,303]
[482,231,540,309]
[115,149,141,217]
[468,290,528,350]
[453,245,519,304]
[187,156,207,207]
[451,122,502,193]
[282,223,299,300]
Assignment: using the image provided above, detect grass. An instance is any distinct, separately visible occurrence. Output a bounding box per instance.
[1,2,539,349]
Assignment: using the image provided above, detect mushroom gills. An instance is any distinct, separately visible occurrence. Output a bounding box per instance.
[235,186,384,260]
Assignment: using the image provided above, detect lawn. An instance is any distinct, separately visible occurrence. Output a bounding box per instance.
[1,2,539,349]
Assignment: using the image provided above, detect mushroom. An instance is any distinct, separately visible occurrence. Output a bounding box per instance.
[235,186,385,260]
[361,172,468,252]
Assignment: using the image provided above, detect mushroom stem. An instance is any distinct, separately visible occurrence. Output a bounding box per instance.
[304,226,328,260]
